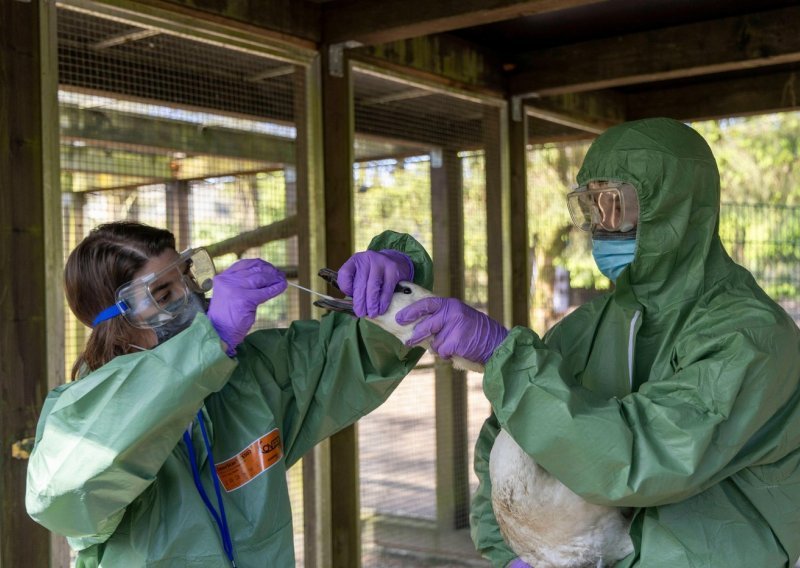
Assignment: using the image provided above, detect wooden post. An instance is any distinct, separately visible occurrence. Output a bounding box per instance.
[321,47,359,568]
[484,105,513,327]
[508,102,531,327]
[431,147,470,530]
[0,0,65,566]
[296,59,331,568]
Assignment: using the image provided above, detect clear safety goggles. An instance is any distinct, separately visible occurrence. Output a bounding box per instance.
[566,181,639,233]
[92,247,216,329]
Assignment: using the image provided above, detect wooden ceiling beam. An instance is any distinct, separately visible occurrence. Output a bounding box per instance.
[510,5,800,96]
[155,0,320,44]
[626,68,800,122]
[353,35,506,94]
[323,0,605,45]
[92,29,161,50]
[524,90,626,134]
[60,105,296,163]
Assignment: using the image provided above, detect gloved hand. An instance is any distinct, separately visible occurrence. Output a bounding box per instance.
[207,259,287,356]
[337,249,414,318]
[508,559,532,568]
[395,297,508,364]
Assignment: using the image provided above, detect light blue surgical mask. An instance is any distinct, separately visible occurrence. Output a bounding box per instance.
[592,238,637,282]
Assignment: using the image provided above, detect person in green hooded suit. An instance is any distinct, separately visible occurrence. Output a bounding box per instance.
[26,221,432,567]
[395,118,800,567]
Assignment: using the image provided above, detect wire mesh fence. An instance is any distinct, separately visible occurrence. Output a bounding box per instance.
[57,3,306,563]
[526,136,598,334]
[720,202,800,324]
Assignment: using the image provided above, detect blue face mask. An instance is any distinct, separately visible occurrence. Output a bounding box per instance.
[592,238,637,282]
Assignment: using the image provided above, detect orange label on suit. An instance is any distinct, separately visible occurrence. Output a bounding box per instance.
[215,429,283,492]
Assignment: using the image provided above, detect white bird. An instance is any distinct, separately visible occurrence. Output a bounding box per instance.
[489,429,633,568]
[352,280,634,568]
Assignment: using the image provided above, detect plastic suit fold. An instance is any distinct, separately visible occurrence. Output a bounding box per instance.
[471,118,800,568]
[26,230,433,567]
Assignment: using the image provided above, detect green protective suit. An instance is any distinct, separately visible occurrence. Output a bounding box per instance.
[471,118,800,567]
[26,231,432,567]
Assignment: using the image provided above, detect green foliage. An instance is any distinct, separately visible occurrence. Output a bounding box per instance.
[526,140,608,332]
[693,114,800,205]
[353,158,432,252]
[461,152,489,308]
[190,172,294,328]
[696,112,800,300]
[351,151,490,310]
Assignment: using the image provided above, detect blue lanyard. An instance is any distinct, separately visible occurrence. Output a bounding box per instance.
[183,410,236,567]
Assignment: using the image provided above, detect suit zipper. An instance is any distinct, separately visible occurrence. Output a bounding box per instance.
[628,310,641,390]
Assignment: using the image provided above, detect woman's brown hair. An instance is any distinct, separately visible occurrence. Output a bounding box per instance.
[65,222,176,379]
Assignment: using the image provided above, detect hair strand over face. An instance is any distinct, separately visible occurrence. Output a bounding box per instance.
[65,222,176,379]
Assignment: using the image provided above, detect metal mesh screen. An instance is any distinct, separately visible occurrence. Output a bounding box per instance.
[720,203,800,324]
[57,4,306,564]
[525,132,597,334]
[352,66,498,566]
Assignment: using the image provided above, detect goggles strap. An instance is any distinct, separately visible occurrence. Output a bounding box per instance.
[91,300,129,327]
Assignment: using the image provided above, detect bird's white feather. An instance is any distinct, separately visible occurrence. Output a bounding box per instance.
[367,282,633,568]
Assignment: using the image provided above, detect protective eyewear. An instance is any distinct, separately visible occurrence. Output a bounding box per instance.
[92,248,216,328]
[566,181,639,233]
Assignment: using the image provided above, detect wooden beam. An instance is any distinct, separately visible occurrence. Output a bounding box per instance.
[292,60,332,568]
[92,28,160,50]
[510,5,800,96]
[626,67,800,122]
[1,0,65,565]
[165,180,190,250]
[246,65,297,83]
[143,0,320,44]
[353,34,505,94]
[484,106,513,328]
[60,145,173,177]
[431,147,470,530]
[321,49,360,568]
[323,0,604,45]
[508,107,531,327]
[526,117,597,144]
[525,90,625,134]
[204,215,298,258]
[61,106,296,163]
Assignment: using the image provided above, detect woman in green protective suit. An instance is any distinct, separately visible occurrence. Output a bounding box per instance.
[26,221,432,567]
[395,118,800,567]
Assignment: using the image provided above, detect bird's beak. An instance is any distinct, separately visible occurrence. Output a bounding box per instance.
[315,268,356,315]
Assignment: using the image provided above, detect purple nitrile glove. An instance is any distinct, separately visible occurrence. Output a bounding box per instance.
[395,297,508,364]
[337,249,414,318]
[207,259,287,356]
[508,559,532,568]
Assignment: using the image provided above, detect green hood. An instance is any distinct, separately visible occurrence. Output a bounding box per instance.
[578,117,724,310]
